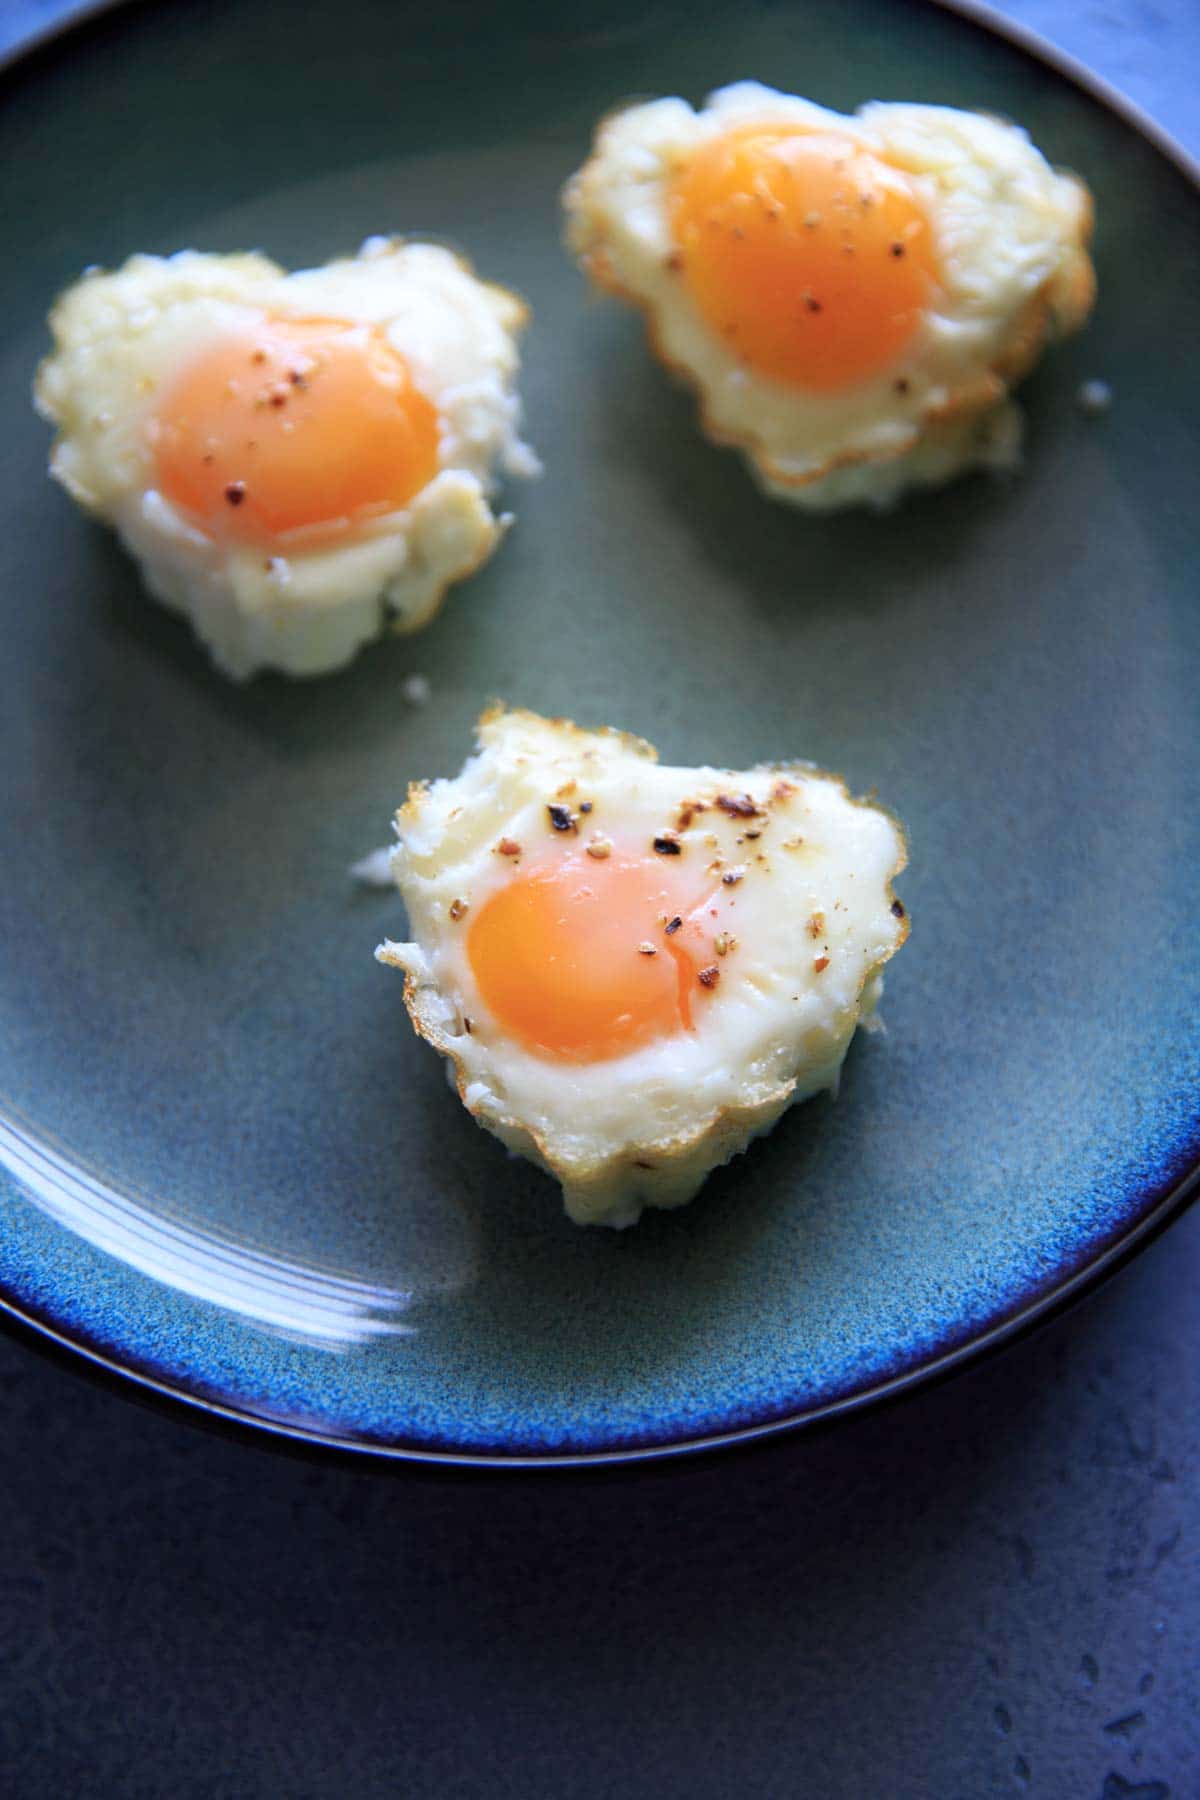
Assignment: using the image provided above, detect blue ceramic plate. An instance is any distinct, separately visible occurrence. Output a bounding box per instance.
[1,0,1197,1466]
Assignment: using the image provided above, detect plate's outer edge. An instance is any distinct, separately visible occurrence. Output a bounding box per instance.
[0,0,133,71]
[1,1149,1197,1474]
[927,0,1200,185]
[0,0,1197,1469]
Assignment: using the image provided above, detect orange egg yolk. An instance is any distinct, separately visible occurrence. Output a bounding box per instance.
[150,315,441,548]
[669,126,937,391]
[466,850,718,1063]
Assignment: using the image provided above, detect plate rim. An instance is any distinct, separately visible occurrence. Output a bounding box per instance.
[2,0,1197,1469]
[2,1156,1197,1471]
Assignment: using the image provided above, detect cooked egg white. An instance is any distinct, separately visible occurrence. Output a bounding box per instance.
[377,707,908,1227]
[35,238,536,678]
[565,83,1094,508]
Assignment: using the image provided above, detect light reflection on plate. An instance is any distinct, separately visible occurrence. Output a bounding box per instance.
[0,1110,418,1351]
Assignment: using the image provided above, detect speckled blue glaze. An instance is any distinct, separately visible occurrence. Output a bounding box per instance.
[0,0,1197,1462]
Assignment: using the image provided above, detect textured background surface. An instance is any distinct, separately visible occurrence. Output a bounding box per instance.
[1,0,1197,1793]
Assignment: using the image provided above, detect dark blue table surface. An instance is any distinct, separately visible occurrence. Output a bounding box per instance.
[1,3,1197,1794]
